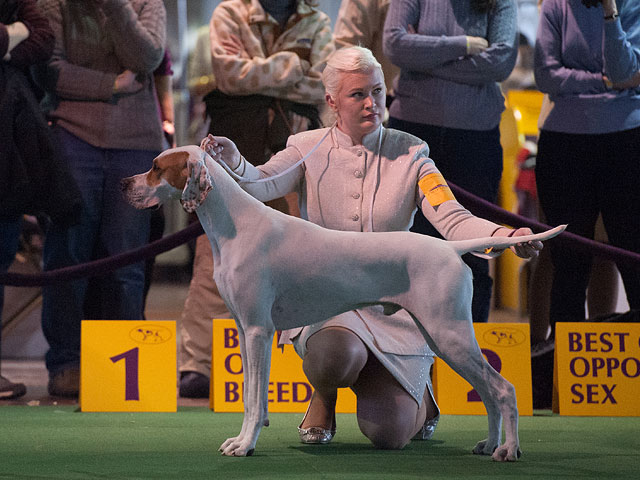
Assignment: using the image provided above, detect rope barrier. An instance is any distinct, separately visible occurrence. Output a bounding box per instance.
[1,182,639,287]
[0,221,203,287]
[450,184,640,268]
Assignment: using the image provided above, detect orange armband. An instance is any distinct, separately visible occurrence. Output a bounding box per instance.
[418,173,456,207]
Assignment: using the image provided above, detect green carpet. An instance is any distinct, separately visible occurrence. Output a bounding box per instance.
[0,407,638,479]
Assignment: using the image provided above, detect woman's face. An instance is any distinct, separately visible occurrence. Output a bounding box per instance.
[326,68,386,144]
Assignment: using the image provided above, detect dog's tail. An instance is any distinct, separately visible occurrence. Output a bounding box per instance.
[448,225,567,257]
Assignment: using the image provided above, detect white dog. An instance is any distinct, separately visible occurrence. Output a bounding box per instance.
[122,145,564,460]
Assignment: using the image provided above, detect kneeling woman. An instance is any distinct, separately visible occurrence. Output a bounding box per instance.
[203,46,540,449]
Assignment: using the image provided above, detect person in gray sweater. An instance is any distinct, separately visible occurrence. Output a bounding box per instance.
[34,0,166,397]
[383,0,518,323]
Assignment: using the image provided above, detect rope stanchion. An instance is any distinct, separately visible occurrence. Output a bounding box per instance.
[1,182,639,287]
[0,221,203,287]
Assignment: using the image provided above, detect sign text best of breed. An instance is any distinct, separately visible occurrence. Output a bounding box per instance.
[211,319,356,413]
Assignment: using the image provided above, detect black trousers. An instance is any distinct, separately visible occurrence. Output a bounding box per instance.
[535,126,640,330]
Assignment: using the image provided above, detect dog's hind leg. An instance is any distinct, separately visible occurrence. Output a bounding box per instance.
[403,261,520,461]
[419,319,520,461]
[219,321,275,456]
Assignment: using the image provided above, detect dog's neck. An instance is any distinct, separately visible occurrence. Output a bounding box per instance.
[195,155,268,263]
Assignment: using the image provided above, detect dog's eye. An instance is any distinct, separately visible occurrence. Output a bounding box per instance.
[152,164,160,172]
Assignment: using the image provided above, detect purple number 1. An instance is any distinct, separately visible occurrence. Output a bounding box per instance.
[110,347,140,401]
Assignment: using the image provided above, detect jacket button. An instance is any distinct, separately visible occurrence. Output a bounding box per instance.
[352,214,360,221]
[352,193,360,199]
[354,170,363,178]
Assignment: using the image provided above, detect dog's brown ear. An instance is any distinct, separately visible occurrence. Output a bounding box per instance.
[180,152,213,213]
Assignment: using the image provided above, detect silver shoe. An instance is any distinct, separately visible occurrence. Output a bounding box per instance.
[297,398,336,444]
[298,423,336,444]
[412,414,440,441]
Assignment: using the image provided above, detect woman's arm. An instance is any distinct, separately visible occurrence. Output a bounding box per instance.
[34,0,119,102]
[210,4,307,95]
[100,0,166,73]
[272,14,334,105]
[2,0,54,67]
[334,0,378,51]
[383,0,467,71]
[384,0,516,84]
[602,0,640,85]
[201,134,303,203]
[416,158,540,257]
[534,0,606,95]
[425,0,518,85]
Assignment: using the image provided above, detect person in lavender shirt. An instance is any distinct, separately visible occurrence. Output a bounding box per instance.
[534,0,640,338]
[383,0,518,324]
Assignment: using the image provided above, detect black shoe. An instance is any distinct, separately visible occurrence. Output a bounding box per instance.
[0,375,27,400]
[179,371,210,398]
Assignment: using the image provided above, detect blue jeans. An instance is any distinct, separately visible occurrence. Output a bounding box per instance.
[41,127,157,375]
[0,216,22,354]
[387,118,503,323]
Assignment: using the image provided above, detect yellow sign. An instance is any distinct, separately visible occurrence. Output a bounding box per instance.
[210,319,356,413]
[433,323,533,415]
[555,322,640,416]
[80,320,177,412]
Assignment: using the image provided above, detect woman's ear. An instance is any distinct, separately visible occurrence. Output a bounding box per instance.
[325,92,337,112]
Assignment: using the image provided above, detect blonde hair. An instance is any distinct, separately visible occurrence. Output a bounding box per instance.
[321,46,383,98]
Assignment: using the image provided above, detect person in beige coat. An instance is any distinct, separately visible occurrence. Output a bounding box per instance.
[179,0,334,397]
[203,46,541,449]
[334,0,399,93]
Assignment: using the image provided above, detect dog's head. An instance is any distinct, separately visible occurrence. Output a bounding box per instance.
[121,145,213,213]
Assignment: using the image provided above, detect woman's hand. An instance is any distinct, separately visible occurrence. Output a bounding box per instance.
[200,134,242,170]
[605,71,640,90]
[466,36,489,55]
[600,0,618,17]
[3,22,30,60]
[113,70,143,94]
[494,227,543,259]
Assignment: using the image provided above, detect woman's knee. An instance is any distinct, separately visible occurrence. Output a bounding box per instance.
[359,413,415,450]
[353,356,424,450]
[302,328,368,388]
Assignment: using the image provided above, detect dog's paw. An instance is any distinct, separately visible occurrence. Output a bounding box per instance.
[491,444,521,462]
[472,439,498,456]
[219,436,256,457]
[219,436,237,454]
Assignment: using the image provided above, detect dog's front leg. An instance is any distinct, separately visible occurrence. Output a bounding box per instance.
[219,322,274,456]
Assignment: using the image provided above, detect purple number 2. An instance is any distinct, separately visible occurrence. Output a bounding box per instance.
[110,347,140,401]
